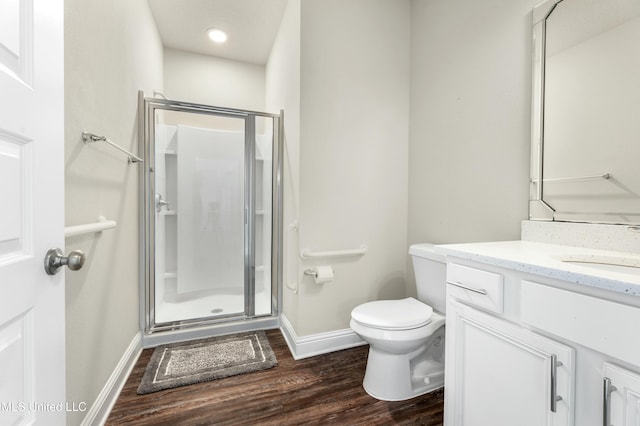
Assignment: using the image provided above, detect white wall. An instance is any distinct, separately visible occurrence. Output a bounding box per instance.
[265,0,302,326]
[272,0,533,337]
[408,0,533,255]
[164,48,265,110]
[64,0,163,424]
[292,0,411,336]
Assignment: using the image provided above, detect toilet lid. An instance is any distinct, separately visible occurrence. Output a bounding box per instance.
[351,297,433,330]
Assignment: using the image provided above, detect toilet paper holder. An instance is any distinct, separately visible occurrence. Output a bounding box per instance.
[303,266,334,284]
[304,269,318,278]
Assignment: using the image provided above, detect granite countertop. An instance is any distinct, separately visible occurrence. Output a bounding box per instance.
[436,240,640,297]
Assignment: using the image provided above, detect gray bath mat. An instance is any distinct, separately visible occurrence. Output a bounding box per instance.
[137,330,277,394]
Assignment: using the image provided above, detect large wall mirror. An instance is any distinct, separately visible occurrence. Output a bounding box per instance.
[530,0,640,225]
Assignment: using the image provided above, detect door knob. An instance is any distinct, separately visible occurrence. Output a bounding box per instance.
[44,248,85,275]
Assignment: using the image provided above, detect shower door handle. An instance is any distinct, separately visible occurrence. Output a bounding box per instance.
[155,193,171,213]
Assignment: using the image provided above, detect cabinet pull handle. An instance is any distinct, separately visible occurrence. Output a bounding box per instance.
[603,377,617,426]
[446,281,487,295]
[550,355,563,413]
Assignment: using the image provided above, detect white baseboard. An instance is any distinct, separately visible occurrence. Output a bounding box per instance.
[280,313,366,360]
[81,332,142,426]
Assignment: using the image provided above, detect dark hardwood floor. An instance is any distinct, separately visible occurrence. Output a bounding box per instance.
[106,329,444,425]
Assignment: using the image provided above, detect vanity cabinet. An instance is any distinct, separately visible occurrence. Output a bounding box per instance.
[603,363,640,426]
[445,300,574,426]
[443,257,640,426]
[445,264,574,426]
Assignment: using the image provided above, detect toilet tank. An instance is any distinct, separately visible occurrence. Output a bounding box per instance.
[409,243,447,313]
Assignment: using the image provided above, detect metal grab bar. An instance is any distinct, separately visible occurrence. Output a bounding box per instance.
[285,221,299,293]
[530,173,611,183]
[65,216,116,238]
[82,131,143,164]
[300,244,367,260]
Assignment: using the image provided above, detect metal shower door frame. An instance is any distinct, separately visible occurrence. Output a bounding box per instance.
[138,92,282,335]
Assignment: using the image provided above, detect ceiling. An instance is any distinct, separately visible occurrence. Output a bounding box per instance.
[148,0,288,65]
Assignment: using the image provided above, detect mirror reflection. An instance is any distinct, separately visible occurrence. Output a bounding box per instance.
[535,0,640,224]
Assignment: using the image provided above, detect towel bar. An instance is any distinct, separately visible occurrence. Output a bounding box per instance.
[530,173,611,183]
[82,131,143,164]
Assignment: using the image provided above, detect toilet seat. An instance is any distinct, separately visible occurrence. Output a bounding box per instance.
[351,297,433,330]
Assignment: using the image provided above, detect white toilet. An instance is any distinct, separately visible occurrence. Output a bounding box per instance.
[350,243,446,401]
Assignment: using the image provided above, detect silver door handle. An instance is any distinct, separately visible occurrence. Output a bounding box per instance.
[550,354,563,413]
[603,377,617,426]
[155,193,170,213]
[44,248,85,275]
[446,281,487,295]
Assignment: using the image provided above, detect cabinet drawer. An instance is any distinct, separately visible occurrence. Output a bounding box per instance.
[446,263,504,313]
[521,281,640,366]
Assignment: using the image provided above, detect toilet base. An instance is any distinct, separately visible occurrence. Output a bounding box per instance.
[364,378,443,402]
[362,335,445,401]
[357,318,446,401]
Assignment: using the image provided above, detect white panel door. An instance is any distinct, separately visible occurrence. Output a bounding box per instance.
[0,0,65,425]
[604,363,640,426]
[445,300,575,426]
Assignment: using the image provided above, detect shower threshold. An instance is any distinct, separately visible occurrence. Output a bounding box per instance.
[142,313,279,348]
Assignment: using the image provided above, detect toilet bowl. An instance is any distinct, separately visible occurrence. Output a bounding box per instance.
[350,243,446,401]
[350,297,445,401]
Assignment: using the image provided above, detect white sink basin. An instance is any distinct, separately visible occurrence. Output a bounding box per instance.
[554,254,640,276]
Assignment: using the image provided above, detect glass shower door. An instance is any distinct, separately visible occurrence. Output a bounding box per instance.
[142,95,280,334]
[154,111,247,324]
[253,115,274,317]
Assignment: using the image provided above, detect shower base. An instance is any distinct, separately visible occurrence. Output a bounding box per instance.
[155,287,272,324]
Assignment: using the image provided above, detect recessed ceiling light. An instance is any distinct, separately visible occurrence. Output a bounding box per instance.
[207,28,228,43]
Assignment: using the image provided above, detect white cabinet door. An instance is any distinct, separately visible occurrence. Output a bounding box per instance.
[445,300,575,426]
[604,363,640,426]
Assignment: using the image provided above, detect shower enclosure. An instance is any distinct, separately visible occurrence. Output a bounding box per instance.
[139,92,282,341]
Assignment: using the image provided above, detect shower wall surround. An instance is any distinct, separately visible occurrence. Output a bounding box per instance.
[174,125,245,296]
